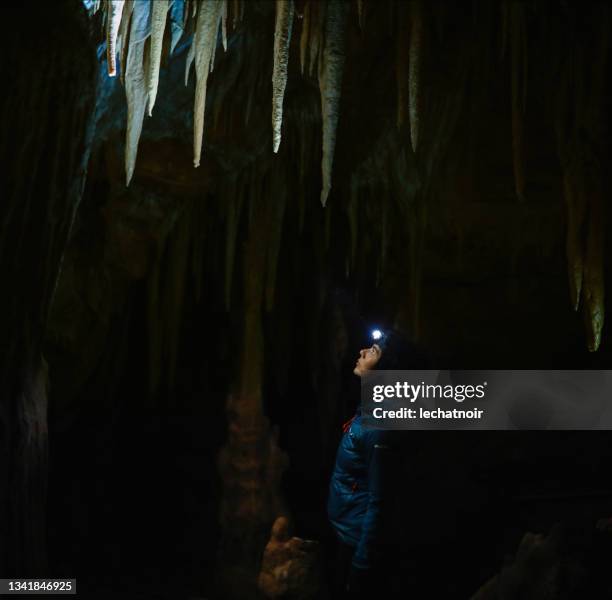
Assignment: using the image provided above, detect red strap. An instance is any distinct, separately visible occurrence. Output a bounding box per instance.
[342,415,356,433]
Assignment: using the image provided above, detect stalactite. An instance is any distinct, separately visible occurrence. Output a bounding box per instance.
[562,167,584,311]
[395,1,409,129]
[583,185,604,352]
[118,0,134,86]
[124,0,151,185]
[147,0,169,116]
[232,0,240,28]
[510,2,526,201]
[106,0,125,77]
[193,0,224,167]
[300,1,310,75]
[408,0,422,154]
[222,0,228,51]
[210,24,218,72]
[318,0,347,207]
[357,0,364,29]
[272,0,294,153]
[185,39,195,85]
[582,10,608,351]
[308,1,324,77]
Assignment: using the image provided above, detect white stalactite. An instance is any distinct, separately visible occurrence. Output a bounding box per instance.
[117,0,135,85]
[222,0,228,51]
[147,0,170,116]
[272,0,294,153]
[357,0,364,29]
[124,0,151,185]
[193,0,224,167]
[185,40,195,85]
[106,0,125,77]
[318,0,347,206]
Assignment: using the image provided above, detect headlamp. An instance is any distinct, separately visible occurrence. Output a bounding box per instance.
[370,328,384,343]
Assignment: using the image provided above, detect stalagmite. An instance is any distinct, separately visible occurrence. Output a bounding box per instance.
[272,0,294,153]
[124,0,151,185]
[300,1,310,75]
[106,0,125,77]
[147,0,170,116]
[193,0,224,167]
[318,0,348,206]
[408,0,422,153]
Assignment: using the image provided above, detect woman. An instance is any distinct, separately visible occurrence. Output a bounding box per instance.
[327,329,424,598]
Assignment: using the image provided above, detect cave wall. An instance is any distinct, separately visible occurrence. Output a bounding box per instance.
[0,0,98,576]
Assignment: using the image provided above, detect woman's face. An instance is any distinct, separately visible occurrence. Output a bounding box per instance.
[353,344,382,377]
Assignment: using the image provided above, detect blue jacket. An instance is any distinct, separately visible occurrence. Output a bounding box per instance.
[327,409,397,570]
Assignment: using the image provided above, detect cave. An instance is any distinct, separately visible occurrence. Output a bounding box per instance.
[1,0,612,598]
